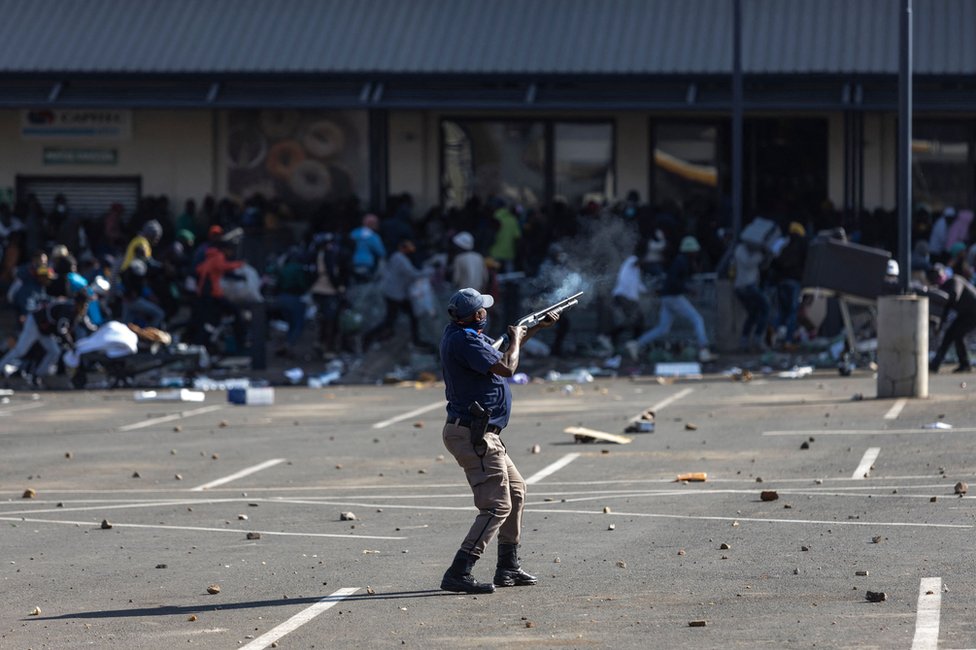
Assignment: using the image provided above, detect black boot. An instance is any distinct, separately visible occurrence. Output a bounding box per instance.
[494,543,538,587]
[440,550,495,594]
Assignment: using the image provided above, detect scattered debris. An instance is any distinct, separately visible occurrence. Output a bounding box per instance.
[366,586,375,595]
[872,536,882,544]
[237,514,248,521]
[677,549,686,556]
[688,620,707,627]
[684,422,698,431]
[173,425,182,432]
[655,362,702,378]
[719,543,731,550]
[855,570,869,576]
[801,546,810,552]
[100,519,112,529]
[246,532,261,540]
[675,472,707,482]
[778,366,813,379]
[851,393,864,401]
[814,479,824,485]
[922,422,953,430]
[188,615,198,622]
[531,444,541,454]
[29,606,41,616]
[22,488,36,499]
[616,560,627,568]
[525,621,535,628]
[64,452,72,459]
[760,490,779,502]
[228,387,275,405]
[175,474,182,480]
[930,496,938,502]
[955,482,968,495]
[155,563,168,569]
[624,409,656,433]
[800,441,810,450]
[134,389,205,402]
[413,421,424,429]
[132,471,141,478]
[211,453,219,460]
[362,549,380,554]
[755,477,764,483]
[865,591,887,602]
[218,420,229,428]
[565,426,632,444]
[206,584,221,595]
[340,512,357,521]
[603,506,612,514]
[608,523,616,531]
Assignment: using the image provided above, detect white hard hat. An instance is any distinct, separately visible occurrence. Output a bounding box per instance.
[886,259,900,276]
[452,231,474,251]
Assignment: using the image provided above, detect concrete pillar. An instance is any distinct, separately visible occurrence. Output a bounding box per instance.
[876,295,928,398]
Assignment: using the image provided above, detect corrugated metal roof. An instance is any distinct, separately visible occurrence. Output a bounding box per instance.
[0,0,973,76]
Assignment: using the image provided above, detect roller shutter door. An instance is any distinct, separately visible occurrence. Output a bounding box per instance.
[16,176,141,219]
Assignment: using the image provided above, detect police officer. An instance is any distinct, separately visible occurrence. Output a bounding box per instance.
[439,287,557,594]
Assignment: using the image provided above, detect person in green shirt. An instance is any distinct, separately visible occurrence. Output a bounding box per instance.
[488,203,521,272]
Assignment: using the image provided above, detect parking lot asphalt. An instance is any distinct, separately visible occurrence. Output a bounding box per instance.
[2,370,976,649]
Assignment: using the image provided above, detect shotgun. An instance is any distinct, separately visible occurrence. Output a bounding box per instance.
[491,291,583,350]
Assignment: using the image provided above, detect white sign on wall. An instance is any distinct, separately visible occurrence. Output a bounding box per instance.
[21,109,132,140]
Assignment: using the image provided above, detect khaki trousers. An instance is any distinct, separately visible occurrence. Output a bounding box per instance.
[442,421,525,559]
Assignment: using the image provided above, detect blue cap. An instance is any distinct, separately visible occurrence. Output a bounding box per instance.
[448,288,494,320]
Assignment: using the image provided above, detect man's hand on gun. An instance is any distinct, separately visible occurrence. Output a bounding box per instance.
[492,292,580,351]
[508,312,558,345]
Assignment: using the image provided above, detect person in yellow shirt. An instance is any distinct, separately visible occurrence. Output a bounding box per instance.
[121,220,162,272]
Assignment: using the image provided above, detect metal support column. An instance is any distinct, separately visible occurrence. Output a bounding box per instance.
[897,0,912,293]
[731,0,744,238]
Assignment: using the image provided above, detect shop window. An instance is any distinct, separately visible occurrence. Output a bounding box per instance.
[442,120,545,209]
[652,122,722,213]
[913,122,975,211]
[225,110,369,217]
[554,123,614,207]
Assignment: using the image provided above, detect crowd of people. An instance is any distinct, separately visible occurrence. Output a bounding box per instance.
[1,189,975,387]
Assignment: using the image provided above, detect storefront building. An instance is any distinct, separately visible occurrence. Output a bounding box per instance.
[0,0,974,236]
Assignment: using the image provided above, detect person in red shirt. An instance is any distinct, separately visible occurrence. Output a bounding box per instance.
[193,239,246,350]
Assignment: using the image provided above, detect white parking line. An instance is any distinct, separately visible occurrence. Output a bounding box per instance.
[911,577,943,650]
[118,405,223,431]
[764,427,976,436]
[0,402,44,417]
[0,517,406,539]
[650,387,694,413]
[852,447,881,479]
[884,398,907,420]
[191,458,286,491]
[527,508,971,529]
[372,400,444,429]
[525,453,581,485]
[239,587,359,650]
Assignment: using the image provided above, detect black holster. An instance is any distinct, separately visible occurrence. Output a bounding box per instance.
[468,401,491,457]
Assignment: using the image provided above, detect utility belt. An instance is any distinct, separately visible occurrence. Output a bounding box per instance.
[448,417,501,434]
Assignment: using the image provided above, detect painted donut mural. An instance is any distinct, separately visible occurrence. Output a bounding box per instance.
[227,110,367,216]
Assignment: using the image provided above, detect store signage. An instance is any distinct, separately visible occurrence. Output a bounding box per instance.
[21,109,132,140]
[43,147,118,165]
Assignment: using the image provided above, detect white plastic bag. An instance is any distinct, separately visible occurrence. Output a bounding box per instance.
[409,277,436,318]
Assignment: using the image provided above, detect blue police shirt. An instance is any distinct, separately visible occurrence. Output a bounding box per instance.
[440,322,511,430]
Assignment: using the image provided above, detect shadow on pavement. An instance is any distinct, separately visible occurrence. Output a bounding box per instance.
[27,589,451,621]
